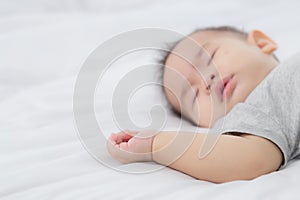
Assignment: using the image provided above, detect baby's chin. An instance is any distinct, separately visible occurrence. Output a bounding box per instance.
[191,117,216,128]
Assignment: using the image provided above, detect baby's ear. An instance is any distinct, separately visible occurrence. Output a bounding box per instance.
[247,30,278,54]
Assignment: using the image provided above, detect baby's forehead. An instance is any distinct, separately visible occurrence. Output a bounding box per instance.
[165,31,221,65]
[170,30,238,54]
[164,42,214,78]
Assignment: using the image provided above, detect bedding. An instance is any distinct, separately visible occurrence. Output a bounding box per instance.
[1,0,300,199]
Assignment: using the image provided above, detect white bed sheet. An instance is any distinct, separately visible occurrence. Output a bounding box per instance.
[1,0,300,199]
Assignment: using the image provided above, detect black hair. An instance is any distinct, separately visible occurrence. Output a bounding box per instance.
[156,25,278,120]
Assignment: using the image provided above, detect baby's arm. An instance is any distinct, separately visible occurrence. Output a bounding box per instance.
[107,131,282,183]
[152,132,282,183]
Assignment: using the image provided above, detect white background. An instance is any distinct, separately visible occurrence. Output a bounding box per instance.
[0,1,300,199]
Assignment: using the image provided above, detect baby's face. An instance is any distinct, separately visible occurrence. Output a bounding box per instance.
[163,30,278,127]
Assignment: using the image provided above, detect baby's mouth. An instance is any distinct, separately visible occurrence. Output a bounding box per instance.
[215,75,234,102]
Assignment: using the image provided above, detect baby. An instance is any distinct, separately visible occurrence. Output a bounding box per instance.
[107,26,300,183]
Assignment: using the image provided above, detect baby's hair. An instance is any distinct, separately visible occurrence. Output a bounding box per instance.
[156,25,278,121]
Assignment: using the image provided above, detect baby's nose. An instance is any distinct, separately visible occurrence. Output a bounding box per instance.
[202,74,215,91]
[208,74,216,82]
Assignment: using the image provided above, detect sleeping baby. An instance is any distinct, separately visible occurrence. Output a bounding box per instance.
[107,26,300,183]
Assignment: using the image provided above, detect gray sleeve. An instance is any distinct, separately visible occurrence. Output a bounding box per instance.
[213,103,290,168]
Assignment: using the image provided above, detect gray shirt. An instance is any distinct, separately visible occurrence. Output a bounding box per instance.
[213,53,300,168]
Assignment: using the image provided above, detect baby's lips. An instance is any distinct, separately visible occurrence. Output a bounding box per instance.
[214,74,233,102]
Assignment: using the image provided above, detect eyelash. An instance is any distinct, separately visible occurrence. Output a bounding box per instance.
[195,88,199,97]
[212,49,217,58]
[207,48,218,66]
[193,88,199,104]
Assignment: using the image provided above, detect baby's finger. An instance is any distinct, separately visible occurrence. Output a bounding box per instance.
[108,133,118,143]
[119,142,130,152]
[114,131,133,143]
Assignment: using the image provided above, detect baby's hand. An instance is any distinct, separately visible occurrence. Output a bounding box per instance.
[106,130,155,164]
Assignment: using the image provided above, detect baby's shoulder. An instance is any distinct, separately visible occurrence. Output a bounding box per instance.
[275,52,300,76]
[248,52,300,100]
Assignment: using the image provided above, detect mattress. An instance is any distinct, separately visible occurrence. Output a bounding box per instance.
[1,0,300,199]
